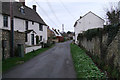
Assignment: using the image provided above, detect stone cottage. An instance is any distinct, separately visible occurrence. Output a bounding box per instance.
[0,1,47,59]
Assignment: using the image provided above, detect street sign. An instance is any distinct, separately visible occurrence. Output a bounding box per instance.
[118,1,120,11]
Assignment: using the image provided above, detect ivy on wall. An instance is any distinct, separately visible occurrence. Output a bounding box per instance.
[104,24,120,46]
[78,24,120,42]
[77,24,120,78]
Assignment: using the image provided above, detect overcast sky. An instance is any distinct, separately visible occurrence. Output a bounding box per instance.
[20,0,119,32]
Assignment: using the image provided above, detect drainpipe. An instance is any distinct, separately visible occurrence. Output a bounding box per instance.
[10,1,14,57]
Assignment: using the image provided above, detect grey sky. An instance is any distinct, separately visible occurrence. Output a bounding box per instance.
[22,0,119,32]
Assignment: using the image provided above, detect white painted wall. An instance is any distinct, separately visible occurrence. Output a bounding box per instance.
[25,21,48,46]
[14,18,25,32]
[25,45,42,54]
[74,12,104,44]
[43,25,48,43]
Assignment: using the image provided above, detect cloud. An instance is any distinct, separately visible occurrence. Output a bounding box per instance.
[26,0,120,3]
[26,0,120,32]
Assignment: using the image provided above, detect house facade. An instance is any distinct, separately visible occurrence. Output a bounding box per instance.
[0,1,47,58]
[25,18,48,46]
[74,11,104,44]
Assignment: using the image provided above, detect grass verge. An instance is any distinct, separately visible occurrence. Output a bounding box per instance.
[70,43,106,78]
[2,45,54,72]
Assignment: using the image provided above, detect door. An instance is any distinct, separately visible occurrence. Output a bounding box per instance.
[31,34,34,45]
[36,35,39,45]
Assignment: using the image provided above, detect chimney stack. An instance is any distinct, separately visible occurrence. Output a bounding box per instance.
[33,5,36,11]
[19,0,25,6]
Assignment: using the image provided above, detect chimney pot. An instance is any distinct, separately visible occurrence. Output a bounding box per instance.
[33,5,36,11]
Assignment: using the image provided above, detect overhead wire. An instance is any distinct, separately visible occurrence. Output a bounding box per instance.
[33,0,58,27]
[46,0,62,24]
[58,0,76,20]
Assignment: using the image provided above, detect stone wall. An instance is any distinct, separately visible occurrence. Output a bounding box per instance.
[2,30,10,58]
[106,30,120,71]
[2,29,25,59]
[78,29,120,72]
[14,31,25,56]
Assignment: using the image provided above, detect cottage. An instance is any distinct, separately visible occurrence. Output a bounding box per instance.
[0,1,47,58]
[74,11,104,44]
[52,28,64,42]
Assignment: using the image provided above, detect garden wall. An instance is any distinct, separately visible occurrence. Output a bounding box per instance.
[78,25,120,77]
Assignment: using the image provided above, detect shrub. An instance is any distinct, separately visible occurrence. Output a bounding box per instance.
[104,24,120,46]
[44,42,52,48]
[78,28,103,41]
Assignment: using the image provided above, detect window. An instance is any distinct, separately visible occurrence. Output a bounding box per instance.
[25,33,28,42]
[3,15,8,27]
[25,21,28,30]
[20,6,25,14]
[40,36,42,41]
[39,24,43,31]
[32,21,34,25]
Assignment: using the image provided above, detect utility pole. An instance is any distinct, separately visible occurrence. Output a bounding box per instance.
[10,1,14,57]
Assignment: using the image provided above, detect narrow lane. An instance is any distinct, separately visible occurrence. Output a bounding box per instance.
[3,41,76,78]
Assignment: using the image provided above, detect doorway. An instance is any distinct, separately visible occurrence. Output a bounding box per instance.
[31,34,34,45]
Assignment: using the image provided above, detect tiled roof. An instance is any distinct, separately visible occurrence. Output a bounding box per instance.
[2,2,47,25]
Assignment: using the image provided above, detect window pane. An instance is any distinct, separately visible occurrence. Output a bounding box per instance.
[39,24,43,31]
[3,16,8,27]
[26,21,28,30]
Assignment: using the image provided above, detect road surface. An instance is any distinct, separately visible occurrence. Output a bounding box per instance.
[3,41,76,78]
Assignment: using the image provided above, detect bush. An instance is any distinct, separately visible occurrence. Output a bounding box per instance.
[78,24,120,42]
[104,25,120,46]
[44,42,52,48]
[78,28,103,41]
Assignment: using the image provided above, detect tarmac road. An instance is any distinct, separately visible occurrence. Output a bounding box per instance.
[3,41,76,78]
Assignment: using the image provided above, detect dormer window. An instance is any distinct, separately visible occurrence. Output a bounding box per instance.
[20,6,25,14]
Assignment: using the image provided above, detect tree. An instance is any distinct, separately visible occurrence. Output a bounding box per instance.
[67,31,72,34]
[106,4,119,25]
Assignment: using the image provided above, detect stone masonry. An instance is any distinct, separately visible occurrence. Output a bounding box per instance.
[78,29,120,72]
[2,29,25,59]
